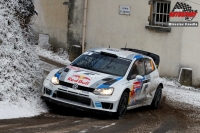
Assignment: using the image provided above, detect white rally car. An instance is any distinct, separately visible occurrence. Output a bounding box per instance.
[42,48,163,118]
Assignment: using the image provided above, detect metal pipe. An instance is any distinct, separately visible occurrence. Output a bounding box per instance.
[81,0,88,53]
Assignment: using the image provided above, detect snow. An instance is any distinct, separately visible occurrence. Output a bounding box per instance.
[164,86,200,108]
[35,33,71,66]
[181,68,193,70]
[162,78,200,112]
[0,0,70,120]
[73,45,81,48]
[0,60,59,120]
[0,0,48,120]
[0,98,46,119]
[34,46,71,66]
[41,61,59,73]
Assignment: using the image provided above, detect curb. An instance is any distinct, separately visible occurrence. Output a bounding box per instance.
[38,54,70,68]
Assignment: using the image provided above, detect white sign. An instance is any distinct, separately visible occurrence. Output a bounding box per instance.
[119,6,131,15]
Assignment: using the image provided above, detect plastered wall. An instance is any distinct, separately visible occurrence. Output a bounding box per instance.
[85,0,200,85]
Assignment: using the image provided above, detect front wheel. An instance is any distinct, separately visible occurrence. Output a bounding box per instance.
[113,91,129,119]
[151,86,162,109]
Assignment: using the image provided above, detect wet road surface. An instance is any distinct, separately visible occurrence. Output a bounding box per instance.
[0,98,199,133]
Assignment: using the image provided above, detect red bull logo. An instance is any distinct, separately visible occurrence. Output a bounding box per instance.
[133,81,142,88]
[68,66,80,71]
[67,75,91,85]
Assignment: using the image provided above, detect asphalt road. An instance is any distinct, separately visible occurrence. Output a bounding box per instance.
[0,57,199,133]
[0,99,199,133]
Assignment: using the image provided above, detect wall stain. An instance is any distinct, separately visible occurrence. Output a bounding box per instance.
[67,0,84,60]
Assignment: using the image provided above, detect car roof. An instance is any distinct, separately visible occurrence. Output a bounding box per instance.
[87,47,151,60]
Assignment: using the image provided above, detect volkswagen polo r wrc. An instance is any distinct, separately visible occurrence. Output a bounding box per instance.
[42,47,163,119]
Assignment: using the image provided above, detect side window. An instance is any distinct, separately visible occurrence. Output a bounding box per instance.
[128,59,145,79]
[145,58,155,74]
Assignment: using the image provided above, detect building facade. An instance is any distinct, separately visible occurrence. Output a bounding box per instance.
[34,0,200,86]
[85,0,200,86]
[34,0,84,52]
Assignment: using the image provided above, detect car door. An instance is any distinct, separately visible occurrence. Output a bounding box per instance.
[127,58,148,106]
[143,58,157,95]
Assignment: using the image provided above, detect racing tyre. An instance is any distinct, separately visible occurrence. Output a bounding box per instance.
[151,86,162,109]
[113,91,128,119]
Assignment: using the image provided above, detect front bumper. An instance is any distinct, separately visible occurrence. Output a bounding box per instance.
[42,96,114,115]
[42,79,120,113]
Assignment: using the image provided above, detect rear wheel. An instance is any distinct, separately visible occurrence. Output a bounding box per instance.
[151,86,162,109]
[113,91,128,119]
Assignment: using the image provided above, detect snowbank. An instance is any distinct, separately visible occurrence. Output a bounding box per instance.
[0,97,47,119]
[0,0,47,119]
[162,78,200,112]
[35,46,71,66]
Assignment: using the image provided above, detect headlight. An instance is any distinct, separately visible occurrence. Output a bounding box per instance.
[51,76,59,85]
[93,88,114,95]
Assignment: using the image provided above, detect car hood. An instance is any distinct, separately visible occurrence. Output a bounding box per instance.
[57,65,123,89]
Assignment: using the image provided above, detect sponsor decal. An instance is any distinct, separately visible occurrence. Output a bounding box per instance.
[75,70,103,78]
[62,86,68,90]
[82,91,89,95]
[133,81,142,88]
[95,102,102,108]
[55,73,61,79]
[133,55,143,60]
[98,96,109,99]
[97,77,122,89]
[129,81,143,106]
[67,75,91,85]
[169,2,198,27]
[68,66,80,71]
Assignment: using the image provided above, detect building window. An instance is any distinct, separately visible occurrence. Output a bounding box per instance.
[149,1,171,27]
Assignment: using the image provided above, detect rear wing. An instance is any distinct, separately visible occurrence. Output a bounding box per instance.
[121,48,160,68]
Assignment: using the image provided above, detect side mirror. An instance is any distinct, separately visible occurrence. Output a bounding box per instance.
[136,75,145,81]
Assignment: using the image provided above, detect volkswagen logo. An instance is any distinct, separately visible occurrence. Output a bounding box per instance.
[72,83,78,90]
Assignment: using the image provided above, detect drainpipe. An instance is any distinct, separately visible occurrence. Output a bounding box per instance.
[81,0,88,53]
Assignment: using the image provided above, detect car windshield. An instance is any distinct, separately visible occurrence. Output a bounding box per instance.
[71,52,131,76]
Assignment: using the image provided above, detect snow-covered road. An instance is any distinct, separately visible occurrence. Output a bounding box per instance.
[164,85,200,110]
